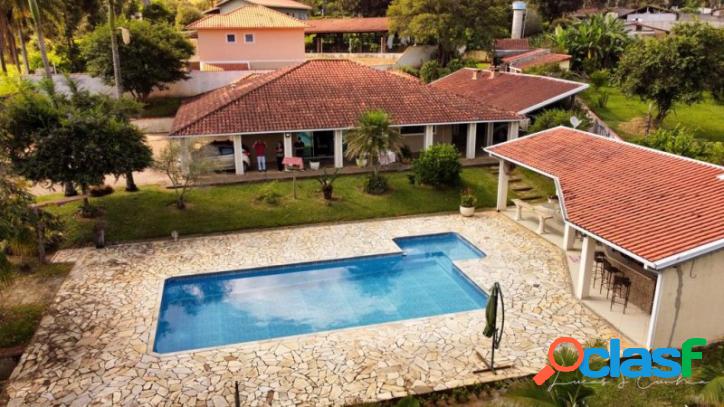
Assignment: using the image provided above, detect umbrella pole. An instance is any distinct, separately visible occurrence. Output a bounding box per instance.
[491,329,497,374]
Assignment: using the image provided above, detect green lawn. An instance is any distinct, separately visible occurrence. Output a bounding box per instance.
[47,168,509,247]
[580,87,724,143]
[0,261,73,348]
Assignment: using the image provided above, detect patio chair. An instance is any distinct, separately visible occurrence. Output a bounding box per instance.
[591,252,608,288]
[610,276,632,313]
[601,265,622,298]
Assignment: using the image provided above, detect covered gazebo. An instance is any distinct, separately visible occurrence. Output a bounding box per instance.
[304,17,394,53]
[486,127,724,348]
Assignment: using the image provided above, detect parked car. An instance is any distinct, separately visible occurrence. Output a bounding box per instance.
[197,141,250,172]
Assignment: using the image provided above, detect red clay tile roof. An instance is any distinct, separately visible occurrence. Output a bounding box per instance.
[305,17,389,34]
[170,60,521,137]
[187,5,307,29]
[245,0,312,10]
[502,48,572,70]
[486,127,724,268]
[202,62,251,71]
[430,69,588,113]
[494,38,530,50]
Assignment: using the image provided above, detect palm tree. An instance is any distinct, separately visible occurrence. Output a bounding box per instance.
[550,14,630,72]
[27,0,51,77]
[345,109,403,178]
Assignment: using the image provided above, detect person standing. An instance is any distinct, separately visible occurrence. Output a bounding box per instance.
[253,140,267,172]
[275,142,284,171]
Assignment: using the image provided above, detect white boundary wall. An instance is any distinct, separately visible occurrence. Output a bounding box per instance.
[25,70,268,98]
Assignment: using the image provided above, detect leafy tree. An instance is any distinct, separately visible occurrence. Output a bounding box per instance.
[143,1,175,24]
[345,109,402,194]
[528,108,591,133]
[533,0,583,21]
[175,3,203,28]
[0,168,33,276]
[81,19,193,100]
[634,126,723,165]
[0,78,153,215]
[388,0,508,64]
[412,143,461,188]
[550,14,630,72]
[670,22,724,102]
[616,24,723,126]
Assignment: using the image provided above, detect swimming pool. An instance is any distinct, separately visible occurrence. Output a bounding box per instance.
[153,233,488,353]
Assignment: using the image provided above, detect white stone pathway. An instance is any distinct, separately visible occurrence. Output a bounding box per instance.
[5,213,623,406]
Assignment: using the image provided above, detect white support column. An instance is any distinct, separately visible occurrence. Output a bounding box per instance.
[334,129,344,168]
[576,236,595,299]
[485,122,494,146]
[507,121,520,141]
[283,133,293,157]
[179,138,191,173]
[424,125,434,150]
[233,135,244,175]
[496,160,509,211]
[466,123,477,159]
[563,223,576,250]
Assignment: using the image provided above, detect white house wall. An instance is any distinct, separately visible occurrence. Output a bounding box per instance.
[649,248,724,348]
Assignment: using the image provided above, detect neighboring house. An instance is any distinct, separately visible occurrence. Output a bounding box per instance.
[623,21,670,38]
[430,68,588,136]
[305,17,394,53]
[500,48,571,73]
[187,4,307,71]
[170,59,523,174]
[205,0,312,20]
[486,126,724,349]
[493,38,530,58]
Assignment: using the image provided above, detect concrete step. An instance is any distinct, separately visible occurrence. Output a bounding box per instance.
[512,185,533,192]
[520,195,543,202]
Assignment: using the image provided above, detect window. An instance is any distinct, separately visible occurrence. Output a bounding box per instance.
[226,34,236,43]
[244,33,255,43]
[219,146,234,156]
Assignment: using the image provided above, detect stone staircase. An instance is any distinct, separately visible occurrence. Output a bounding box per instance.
[481,162,544,202]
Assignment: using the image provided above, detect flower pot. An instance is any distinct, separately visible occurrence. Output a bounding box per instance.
[356,158,368,168]
[460,206,475,217]
[310,161,320,170]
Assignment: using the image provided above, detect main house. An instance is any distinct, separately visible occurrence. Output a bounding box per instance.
[170,59,524,174]
[187,4,307,71]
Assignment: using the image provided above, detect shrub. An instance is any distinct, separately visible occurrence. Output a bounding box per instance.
[256,182,282,205]
[412,144,461,188]
[364,173,388,194]
[89,185,114,197]
[419,60,441,84]
[460,189,477,208]
[397,65,419,78]
[528,108,591,133]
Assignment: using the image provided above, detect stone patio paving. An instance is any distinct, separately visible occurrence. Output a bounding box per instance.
[5,213,624,406]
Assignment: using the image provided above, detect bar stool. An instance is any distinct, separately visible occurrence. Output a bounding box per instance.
[601,265,621,298]
[591,252,607,288]
[610,276,631,313]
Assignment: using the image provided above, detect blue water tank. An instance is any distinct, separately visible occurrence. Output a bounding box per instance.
[512,1,527,11]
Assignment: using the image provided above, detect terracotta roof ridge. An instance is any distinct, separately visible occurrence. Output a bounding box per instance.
[187,3,308,29]
[172,62,309,136]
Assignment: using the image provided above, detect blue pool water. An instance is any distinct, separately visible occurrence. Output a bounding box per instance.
[153,233,487,353]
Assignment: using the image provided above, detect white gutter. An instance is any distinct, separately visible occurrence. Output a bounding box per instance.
[518,83,590,114]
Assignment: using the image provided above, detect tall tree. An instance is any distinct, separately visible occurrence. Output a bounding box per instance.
[388,0,508,64]
[27,0,51,76]
[616,23,724,126]
[81,18,193,100]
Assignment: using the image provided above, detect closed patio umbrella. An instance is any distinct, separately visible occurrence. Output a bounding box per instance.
[479,282,504,373]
